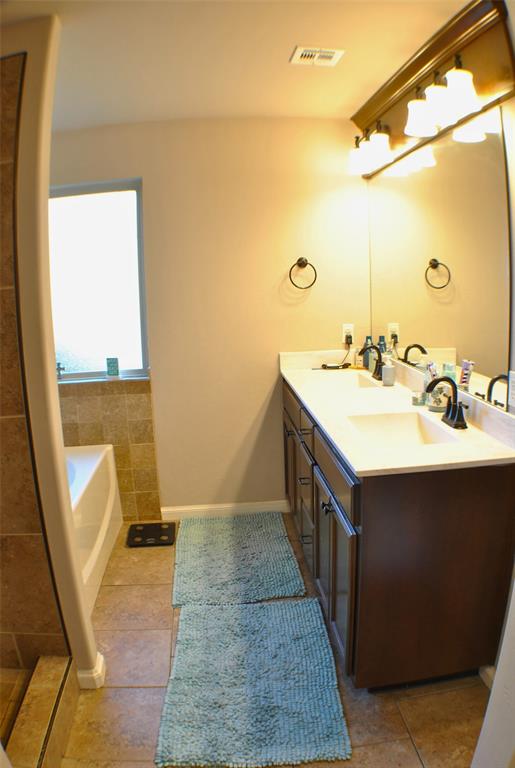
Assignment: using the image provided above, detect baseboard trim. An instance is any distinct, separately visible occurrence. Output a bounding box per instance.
[479,665,495,689]
[161,499,289,521]
[77,652,106,689]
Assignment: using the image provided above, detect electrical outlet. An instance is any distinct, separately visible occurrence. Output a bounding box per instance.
[387,322,400,344]
[342,323,354,346]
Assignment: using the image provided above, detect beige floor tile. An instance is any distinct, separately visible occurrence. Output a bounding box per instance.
[92,585,173,630]
[390,674,481,701]
[61,762,156,768]
[302,739,422,767]
[339,675,410,748]
[102,545,174,586]
[95,630,172,686]
[64,687,165,762]
[398,684,489,768]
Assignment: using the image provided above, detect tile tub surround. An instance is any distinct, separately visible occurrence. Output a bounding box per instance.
[58,379,162,521]
[61,516,489,768]
[0,53,68,673]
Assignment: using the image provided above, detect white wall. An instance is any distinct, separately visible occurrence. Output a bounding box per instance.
[51,118,370,508]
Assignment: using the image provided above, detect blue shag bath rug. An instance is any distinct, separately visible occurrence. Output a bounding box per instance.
[155,599,351,767]
[172,512,305,606]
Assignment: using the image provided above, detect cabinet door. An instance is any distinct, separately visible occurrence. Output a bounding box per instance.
[314,469,332,619]
[283,413,296,519]
[331,507,357,675]
[297,442,314,576]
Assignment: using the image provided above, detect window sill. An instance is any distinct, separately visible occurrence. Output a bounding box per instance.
[58,374,150,386]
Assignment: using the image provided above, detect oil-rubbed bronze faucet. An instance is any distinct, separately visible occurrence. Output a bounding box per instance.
[402,343,428,365]
[486,374,508,408]
[359,344,383,381]
[426,376,468,429]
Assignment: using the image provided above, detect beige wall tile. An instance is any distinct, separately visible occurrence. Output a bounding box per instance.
[79,422,104,445]
[101,395,127,423]
[77,396,101,423]
[6,684,56,767]
[128,419,154,444]
[0,287,24,416]
[116,469,133,493]
[0,55,24,163]
[58,383,80,397]
[124,379,150,394]
[15,633,69,668]
[113,444,131,470]
[60,396,78,423]
[125,394,151,420]
[63,423,80,446]
[120,493,137,520]
[0,416,40,534]
[130,443,155,469]
[103,420,129,447]
[0,535,64,634]
[41,663,79,768]
[0,632,20,667]
[135,492,161,520]
[1,161,15,288]
[133,468,158,492]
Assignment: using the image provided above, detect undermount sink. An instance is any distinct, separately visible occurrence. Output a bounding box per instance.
[356,373,381,388]
[348,412,458,446]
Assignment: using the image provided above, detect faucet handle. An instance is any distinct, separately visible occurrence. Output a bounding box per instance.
[453,402,468,429]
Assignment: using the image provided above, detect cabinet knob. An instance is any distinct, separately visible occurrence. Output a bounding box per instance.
[300,534,313,544]
[298,477,311,486]
[299,428,312,436]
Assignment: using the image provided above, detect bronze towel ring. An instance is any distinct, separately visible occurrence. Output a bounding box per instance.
[425,258,451,289]
[289,258,317,289]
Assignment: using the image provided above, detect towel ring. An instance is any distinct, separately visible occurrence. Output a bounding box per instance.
[289,258,317,290]
[425,258,451,289]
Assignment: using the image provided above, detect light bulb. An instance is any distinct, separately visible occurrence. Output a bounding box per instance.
[445,66,480,122]
[348,144,364,175]
[404,96,437,138]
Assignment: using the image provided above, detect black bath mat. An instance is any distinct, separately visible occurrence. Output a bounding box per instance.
[126,522,175,548]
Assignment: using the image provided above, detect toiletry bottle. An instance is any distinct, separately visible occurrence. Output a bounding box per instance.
[442,362,457,382]
[458,359,475,391]
[382,360,396,386]
[378,335,387,354]
[363,335,373,368]
[415,353,429,373]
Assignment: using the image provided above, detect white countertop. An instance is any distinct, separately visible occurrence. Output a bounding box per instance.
[280,352,515,478]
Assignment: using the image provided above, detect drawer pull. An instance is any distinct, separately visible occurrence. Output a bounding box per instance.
[300,534,313,544]
[300,428,312,436]
[298,477,311,486]
[321,501,333,515]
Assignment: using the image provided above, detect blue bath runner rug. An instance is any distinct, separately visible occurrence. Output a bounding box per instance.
[172,512,305,605]
[155,598,351,767]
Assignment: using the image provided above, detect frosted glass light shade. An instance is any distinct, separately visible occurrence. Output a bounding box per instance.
[424,82,453,128]
[405,98,437,137]
[348,145,364,175]
[445,67,480,122]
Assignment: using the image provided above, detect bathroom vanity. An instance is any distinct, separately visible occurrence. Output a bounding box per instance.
[281,357,515,689]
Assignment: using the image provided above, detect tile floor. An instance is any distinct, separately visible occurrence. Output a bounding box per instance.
[60,515,489,768]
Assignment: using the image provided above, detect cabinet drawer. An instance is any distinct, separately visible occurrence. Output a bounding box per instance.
[314,428,359,524]
[282,382,302,431]
[299,408,315,454]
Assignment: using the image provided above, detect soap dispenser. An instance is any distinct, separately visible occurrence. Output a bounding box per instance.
[382,360,396,386]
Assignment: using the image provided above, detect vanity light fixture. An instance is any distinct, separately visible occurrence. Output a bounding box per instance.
[348,135,365,175]
[452,121,486,143]
[348,123,392,175]
[404,88,438,138]
[424,72,453,128]
[444,54,481,122]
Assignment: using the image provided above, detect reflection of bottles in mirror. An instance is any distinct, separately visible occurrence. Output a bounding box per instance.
[442,362,457,382]
[458,359,475,391]
[378,335,387,353]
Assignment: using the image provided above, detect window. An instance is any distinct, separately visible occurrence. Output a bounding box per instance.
[49,181,148,379]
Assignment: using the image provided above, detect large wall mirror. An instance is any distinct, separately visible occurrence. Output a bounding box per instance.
[368,102,512,407]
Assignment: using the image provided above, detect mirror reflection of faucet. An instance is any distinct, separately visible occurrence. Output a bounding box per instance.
[402,343,428,365]
[486,374,508,410]
[56,362,65,379]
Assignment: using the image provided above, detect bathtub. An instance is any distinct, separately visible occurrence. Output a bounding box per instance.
[65,445,122,614]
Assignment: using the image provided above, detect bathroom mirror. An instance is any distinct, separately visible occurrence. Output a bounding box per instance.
[368,103,511,404]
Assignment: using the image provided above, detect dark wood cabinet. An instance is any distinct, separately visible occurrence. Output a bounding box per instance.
[282,378,515,689]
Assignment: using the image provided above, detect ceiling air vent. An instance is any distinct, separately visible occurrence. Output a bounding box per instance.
[290,46,344,67]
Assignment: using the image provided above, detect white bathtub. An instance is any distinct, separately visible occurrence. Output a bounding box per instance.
[65,445,122,614]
